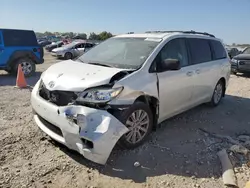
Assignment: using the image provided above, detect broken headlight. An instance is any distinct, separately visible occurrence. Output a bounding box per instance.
[76,87,123,104]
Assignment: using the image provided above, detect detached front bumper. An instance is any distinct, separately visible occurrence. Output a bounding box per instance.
[31,80,129,165]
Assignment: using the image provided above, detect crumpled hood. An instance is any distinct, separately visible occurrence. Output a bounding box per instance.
[234,54,250,60]
[41,60,126,91]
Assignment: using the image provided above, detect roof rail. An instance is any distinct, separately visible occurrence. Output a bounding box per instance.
[145,30,215,38]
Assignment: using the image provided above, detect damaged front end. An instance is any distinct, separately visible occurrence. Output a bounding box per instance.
[31,69,134,165]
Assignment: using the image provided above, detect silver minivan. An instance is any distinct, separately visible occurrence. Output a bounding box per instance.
[31,31,231,164]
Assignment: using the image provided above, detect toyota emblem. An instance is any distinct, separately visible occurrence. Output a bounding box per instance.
[48,81,55,88]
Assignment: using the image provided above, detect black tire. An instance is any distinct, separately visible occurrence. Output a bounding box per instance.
[116,102,153,149]
[13,58,36,77]
[209,80,224,107]
[64,52,73,60]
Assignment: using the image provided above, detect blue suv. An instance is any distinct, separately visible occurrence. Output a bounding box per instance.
[0,29,44,77]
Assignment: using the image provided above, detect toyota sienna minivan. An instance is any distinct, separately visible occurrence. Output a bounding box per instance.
[31,30,231,164]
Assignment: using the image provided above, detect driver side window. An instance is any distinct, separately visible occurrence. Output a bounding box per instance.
[159,38,189,68]
[75,43,82,49]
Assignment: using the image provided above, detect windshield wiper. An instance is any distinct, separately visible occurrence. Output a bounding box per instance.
[88,62,113,68]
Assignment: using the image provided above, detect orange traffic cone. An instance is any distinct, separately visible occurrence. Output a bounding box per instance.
[15,64,27,88]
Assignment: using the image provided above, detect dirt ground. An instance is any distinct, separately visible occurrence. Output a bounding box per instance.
[0,51,250,188]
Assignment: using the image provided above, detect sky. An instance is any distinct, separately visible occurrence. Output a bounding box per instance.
[1,0,250,44]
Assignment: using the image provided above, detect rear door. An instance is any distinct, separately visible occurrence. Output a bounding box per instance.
[186,38,221,104]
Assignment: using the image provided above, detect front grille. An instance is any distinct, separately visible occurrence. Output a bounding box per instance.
[39,82,77,106]
[37,115,63,137]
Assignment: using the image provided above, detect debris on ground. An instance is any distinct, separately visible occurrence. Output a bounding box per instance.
[217,149,238,187]
[200,128,250,187]
[134,161,140,167]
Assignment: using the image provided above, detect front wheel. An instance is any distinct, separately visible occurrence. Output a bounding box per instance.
[210,80,224,107]
[117,102,153,149]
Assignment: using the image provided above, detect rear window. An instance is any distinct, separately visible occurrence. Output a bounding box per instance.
[210,40,227,60]
[187,38,212,64]
[3,30,38,46]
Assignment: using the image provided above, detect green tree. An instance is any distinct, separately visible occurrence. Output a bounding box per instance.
[44,31,53,36]
[68,32,74,38]
[88,32,100,40]
[78,33,87,39]
[98,31,113,40]
[35,32,45,38]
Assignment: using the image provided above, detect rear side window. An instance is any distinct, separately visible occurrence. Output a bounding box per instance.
[210,40,227,60]
[85,43,94,48]
[187,38,212,64]
[3,30,38,47]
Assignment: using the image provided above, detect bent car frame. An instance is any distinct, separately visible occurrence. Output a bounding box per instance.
[31,30,231,164]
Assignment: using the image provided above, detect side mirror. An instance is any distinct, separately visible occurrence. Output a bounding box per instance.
[161,59,181,71]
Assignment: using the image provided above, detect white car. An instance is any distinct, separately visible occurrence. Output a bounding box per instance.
[31,31,231,165]
[51,41,95,59]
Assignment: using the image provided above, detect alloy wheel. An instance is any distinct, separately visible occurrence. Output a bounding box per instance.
[125,110,150,144]
[20,61,32,75]
[214,83,223,104]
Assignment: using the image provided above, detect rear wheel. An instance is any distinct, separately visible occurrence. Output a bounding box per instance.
[64,52,73,60]
[210,80,224,107]
[117,102,153,149]
[13,58,36,77]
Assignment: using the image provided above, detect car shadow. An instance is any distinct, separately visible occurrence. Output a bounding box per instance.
[51,94,250,183]
[235,72,250,78]
[0,72,42,87]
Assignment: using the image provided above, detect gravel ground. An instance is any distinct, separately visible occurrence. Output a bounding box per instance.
[0,52,250,188]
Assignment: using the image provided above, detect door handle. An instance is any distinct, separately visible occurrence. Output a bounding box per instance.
[195,69,201,74]
[186,71,193,76]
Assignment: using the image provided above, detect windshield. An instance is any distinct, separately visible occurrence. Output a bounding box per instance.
[77,37,161,69]
[243,47,250,54]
